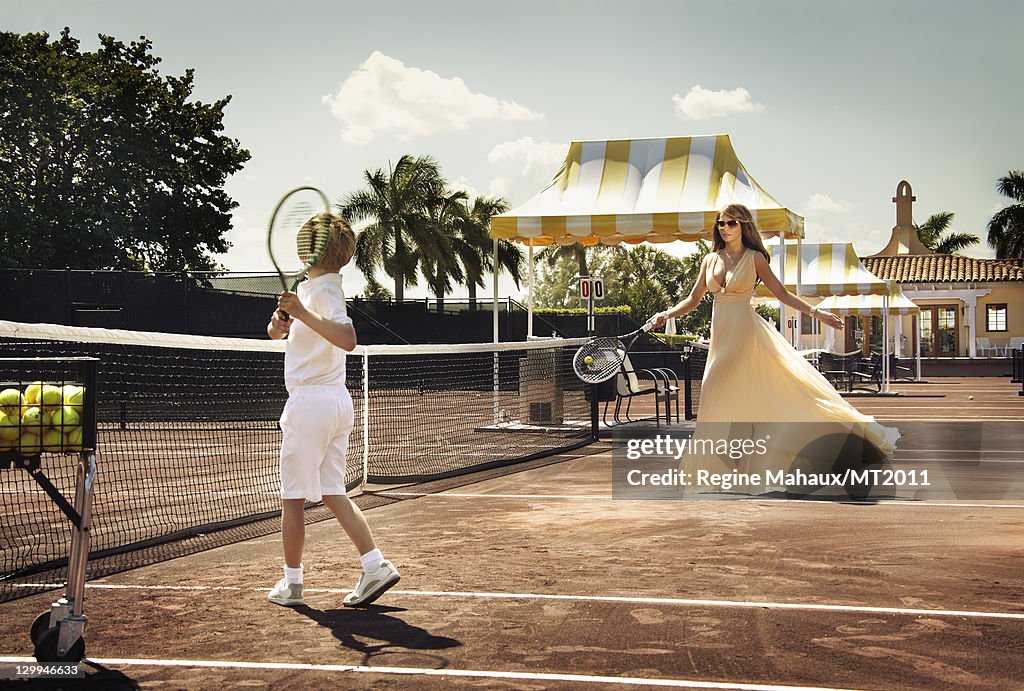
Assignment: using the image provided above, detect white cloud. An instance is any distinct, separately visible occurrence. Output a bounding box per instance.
[486,137,568,206]
[672,85,765,120]
[323,51,543,145]
[802,193,856,214]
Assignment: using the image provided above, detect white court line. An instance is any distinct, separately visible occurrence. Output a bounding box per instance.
[0,657,865,691]
[14,584,1024,621]
[376,491,1024,510]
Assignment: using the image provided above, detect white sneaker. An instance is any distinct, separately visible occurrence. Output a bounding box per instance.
[268,578,304,606]
[343,560,401,607]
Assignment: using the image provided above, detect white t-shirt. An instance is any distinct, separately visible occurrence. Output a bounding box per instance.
[284,273,352,392]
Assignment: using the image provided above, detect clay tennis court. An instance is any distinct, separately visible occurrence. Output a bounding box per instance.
[2,377,1024,689]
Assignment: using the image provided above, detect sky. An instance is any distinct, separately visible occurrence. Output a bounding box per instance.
[5,0,1022,300]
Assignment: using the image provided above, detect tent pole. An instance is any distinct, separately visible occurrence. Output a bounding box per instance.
[882,295,890,393]
[493,238,499,344]
[796,236,803,348]
[915,314,922,381]
[527,244,534,338]
[779,234,787,337]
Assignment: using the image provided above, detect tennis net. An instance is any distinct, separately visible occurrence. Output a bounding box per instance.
[0,321,592,601]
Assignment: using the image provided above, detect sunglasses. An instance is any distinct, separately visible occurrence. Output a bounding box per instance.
[716,219,740,229]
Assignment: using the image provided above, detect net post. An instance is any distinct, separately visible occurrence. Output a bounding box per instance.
[589,384,599,441]
[361,347,370,490]
[682,345,693,420]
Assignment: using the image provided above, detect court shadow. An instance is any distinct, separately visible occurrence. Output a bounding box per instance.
[294,604,461,667]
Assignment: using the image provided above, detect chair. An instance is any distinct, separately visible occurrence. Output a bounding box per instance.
[976,337,1001,357]
[850,353,882,393]
[649,367,681,423]
[818,351,853,392]
[1009,336,1024,354]
[607,354,667,426]
[888,353,915,381]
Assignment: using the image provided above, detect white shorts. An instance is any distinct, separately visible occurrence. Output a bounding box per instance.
[279,384,353,502]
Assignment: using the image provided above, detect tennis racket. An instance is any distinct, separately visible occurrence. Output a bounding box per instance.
[266,186,332,320]
[572,322,655,384]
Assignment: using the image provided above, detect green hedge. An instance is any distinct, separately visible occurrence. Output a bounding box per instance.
[533,306,632,316]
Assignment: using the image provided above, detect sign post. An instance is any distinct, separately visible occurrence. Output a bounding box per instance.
[579,276,604,336]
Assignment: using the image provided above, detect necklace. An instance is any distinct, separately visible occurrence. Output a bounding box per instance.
[721,247,745,267]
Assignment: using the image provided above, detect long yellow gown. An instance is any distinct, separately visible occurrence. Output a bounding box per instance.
[682,248,900,494]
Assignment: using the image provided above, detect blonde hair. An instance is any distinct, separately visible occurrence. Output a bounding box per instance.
[302,212,355,272]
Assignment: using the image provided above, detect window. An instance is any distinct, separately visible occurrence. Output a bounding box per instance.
[986,304,1007,332]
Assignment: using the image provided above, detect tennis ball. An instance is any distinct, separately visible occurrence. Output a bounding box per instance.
[24,382,45,405]
[968,395,974,401]
[21,406,49,430]
[65,386,84,409]
[62,384,83,404]
[19,430,41,455]
[0,413,20,441]
[40,385,64,412]
[65,426,83,451]
[583,355,594,365]
[41,428,64,452]
[0,388,23,415]
[51,406,81,430]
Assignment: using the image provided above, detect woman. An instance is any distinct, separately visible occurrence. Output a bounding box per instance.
[649,203,899,494]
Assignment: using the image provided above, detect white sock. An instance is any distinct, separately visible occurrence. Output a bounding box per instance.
[360,548,383,573]
[284,564,303,584]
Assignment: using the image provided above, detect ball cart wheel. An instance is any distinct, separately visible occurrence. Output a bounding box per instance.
[34,625,85,663]
[29,611,51,645]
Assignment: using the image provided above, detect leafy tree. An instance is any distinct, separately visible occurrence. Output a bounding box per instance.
[915,211,979,254]
[988,170,1024,259]
[419,185,468,313]
[342,154,449,301]
[361,276,392,300]
[459,196,524,309]
[0,29,250,270]
[534,251,582,309]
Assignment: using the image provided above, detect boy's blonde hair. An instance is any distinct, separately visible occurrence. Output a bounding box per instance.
[300,212,355,272]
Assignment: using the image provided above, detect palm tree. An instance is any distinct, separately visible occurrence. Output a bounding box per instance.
[457,196,524,309]
[915,212,979,254]
[418,185,469,313]
[988,170,1024,259]
[340,155,446,301]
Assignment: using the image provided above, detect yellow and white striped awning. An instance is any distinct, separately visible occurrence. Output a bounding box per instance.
[756,242,889,297]
[816,281,920,316]
[489,134,804,247]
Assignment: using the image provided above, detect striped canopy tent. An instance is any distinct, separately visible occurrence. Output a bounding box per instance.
[490,134,804,247]
[816,280,919,316]
[756,242,889,298]
[816,281,922,381]
[755,242,897,390]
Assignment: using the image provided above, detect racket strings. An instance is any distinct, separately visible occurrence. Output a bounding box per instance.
[573,337,626,384]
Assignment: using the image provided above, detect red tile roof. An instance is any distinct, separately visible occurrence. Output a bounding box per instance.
[862,255,1024,283]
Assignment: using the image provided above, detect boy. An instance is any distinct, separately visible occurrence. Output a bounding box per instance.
[266,212,400,607]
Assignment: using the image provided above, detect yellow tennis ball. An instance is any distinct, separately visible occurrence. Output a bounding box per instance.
[21,406,49,430]
[65,426,83,451]
[41,428,64,452]
[24,382,45,406]
[19,430,41,455]
[51,406,81,430]
[66,386,84,409]
[968,395,974,401]
[583,355,594,365]
[0,388,23,415]
[0,413,20,441]
[40,385,64,412]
